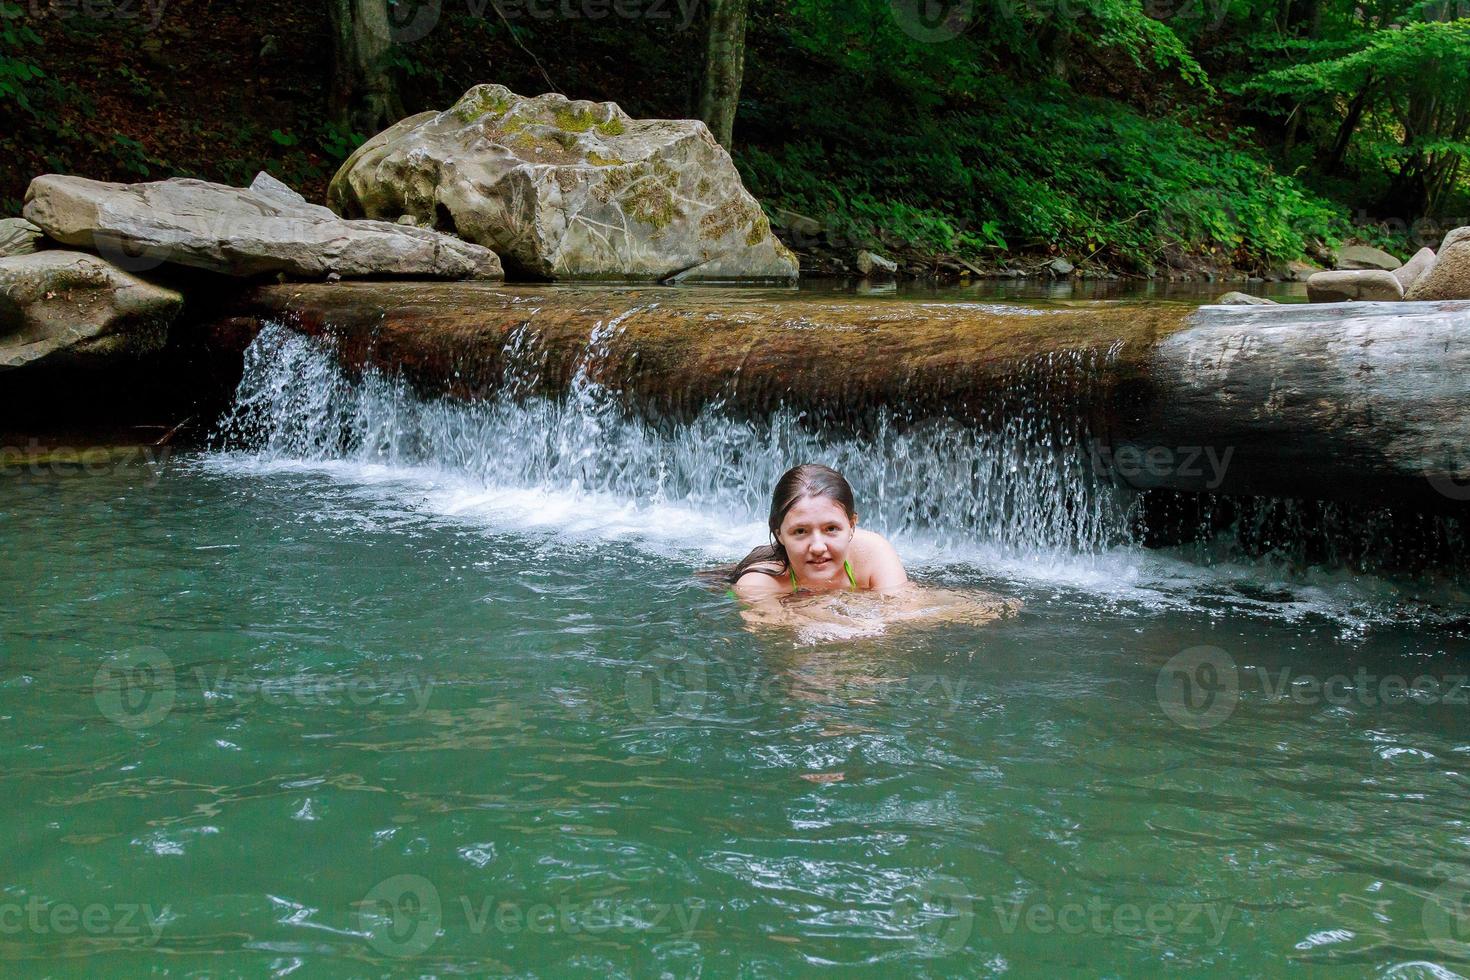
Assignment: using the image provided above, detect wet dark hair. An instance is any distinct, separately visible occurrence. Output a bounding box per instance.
[709,463,858,587]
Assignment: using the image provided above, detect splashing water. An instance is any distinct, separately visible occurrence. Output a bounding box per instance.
[214,321,1136,558]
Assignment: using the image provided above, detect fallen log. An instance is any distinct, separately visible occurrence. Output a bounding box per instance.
[200,283,1470,513]
[1106,300,1470,513]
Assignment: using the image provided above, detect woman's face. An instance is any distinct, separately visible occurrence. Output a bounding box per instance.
[777,495,856,579]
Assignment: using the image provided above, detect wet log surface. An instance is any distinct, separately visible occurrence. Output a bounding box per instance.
[201,283,1470,511]
[207,282,1190,428]
[1108,300,1470,512]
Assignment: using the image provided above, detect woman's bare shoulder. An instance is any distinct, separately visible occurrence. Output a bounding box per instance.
[733,564,788,600]
[852,527,908,588]
[853,527,899,556]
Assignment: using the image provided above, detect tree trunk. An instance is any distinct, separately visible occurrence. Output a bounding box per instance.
[328,0,404,135]
[1325,74,1374,175]
[699,0,748,149]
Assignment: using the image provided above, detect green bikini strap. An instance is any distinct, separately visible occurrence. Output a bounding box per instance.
[789,559,858,592]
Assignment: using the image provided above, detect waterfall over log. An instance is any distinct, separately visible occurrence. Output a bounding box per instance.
[203,283,1470,514]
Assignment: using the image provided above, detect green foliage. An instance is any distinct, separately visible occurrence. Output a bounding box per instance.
[0,1,44,113]
[740,33,1347,268]
[317,122,365,162]
[1221,0,1468,216]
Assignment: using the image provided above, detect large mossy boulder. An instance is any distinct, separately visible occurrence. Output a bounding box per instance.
[327,84,800,283]
[23,172,502,281]
[0,251,182,370]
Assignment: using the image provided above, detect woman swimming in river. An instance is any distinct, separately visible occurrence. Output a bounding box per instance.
[728,463,909,600]
[719,463,1018,638]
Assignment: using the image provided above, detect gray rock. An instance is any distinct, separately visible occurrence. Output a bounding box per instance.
[246,171,336,219]
[856,249,897,278]
[0,251,182,370]
[1214,291,1276,305]
[328,84,798,282]
[1047,257,1074,277]
[23,173,502,281]
[1306,269,1405,303]
[1393,246,1436,292]
[1336,244,1402,271]
[1405,228,1470,301]
[0,218,44,258]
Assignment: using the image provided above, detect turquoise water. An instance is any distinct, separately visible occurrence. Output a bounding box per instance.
[4,319,1470,976]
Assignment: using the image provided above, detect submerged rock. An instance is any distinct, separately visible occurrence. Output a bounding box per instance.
[22,172,502,281]
[327,83,799,282]
[0,218,44,258]
[1306,269,1404,303]
[0,251,182,369]
[1405,227,1470,301]
[1336,244,1402,271]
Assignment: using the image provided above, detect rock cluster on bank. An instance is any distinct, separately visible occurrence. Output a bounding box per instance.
[1304,229,1470,303]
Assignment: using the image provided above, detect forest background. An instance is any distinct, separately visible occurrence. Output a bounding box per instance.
[3,0,1467,277]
